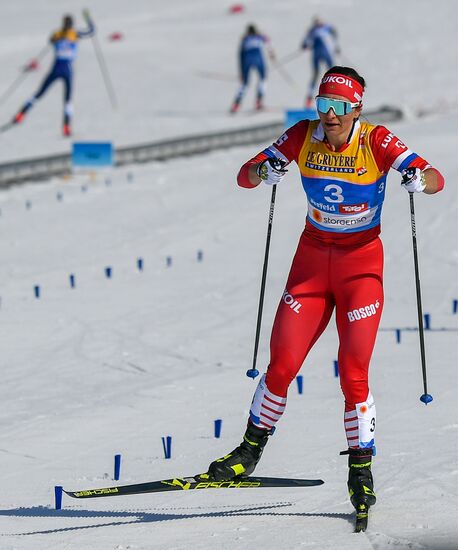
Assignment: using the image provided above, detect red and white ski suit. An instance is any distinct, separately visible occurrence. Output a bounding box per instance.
[239,119,444,448]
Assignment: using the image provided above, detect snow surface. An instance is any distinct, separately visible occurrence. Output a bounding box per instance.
[0,1,458,549]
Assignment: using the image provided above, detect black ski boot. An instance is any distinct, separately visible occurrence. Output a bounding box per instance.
[345,448,376,508]
[205,423,271,480]
[342,447,376,532]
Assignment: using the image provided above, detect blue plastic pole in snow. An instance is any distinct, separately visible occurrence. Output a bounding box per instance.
[162,436,172,459]
[423,313,431,330]
[214,419,222,438]
[333,360,339,378]
[114,454,121,480]
[54,485,63,510]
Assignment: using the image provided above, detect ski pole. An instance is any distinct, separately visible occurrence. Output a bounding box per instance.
[408,191,433,404]
[84,9,118,109]
[0,44,50,107]
[194,70,238,82]
[271,61,299,90]
[246,184,277,379]
[277,50,303,66]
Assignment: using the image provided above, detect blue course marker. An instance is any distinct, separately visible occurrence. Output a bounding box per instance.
[162,436,172,459]
[296,375,303,394]
[214,419,222,438]
[334,360,339,378]
[54,486,63,510]
[424,313,431,330]
[114,454,121,480]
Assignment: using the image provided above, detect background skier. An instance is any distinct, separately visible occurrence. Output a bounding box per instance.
[11,12,95,137]
[301,17,340,107]
[230,24,275,114]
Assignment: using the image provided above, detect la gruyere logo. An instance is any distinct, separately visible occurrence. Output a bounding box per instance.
[305,151,356,173]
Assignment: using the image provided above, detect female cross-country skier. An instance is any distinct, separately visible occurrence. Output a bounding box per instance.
[12,12,95,137]
[202,66,444,525]
[230,24,275,114]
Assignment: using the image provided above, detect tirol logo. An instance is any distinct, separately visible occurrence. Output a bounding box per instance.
[321,75,354,88]
[282,289,302,314]
[339,203,368,214]
[357,166,367,176]
[347,300,380,322]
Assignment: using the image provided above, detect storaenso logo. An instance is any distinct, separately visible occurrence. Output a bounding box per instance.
[347,300,380,322]
[282,290,302,313]
[323,216,367,226]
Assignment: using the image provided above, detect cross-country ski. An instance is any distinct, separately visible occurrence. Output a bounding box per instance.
[64,475,324,499]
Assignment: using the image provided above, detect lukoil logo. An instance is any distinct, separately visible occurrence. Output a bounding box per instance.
[347,300,380,322]
[321,75,354,87]
[282,290,302,313]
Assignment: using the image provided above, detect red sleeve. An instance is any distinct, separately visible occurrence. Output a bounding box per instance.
[237,120,309,188]
[369,125,429,173]
[237,152,269,189]
[369,125,444,193]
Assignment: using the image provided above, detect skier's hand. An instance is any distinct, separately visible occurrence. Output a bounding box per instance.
[401,167,426,193]
[256,158,288,185]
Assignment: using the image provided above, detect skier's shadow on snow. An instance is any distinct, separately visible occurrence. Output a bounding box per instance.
[0,503,354,536]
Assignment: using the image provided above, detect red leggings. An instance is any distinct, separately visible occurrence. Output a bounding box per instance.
[265,231,384,408]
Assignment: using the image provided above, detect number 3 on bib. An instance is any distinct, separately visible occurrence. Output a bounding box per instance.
[324,184,344,203]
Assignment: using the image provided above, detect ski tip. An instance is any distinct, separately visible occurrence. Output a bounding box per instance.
[354,504,369,532]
